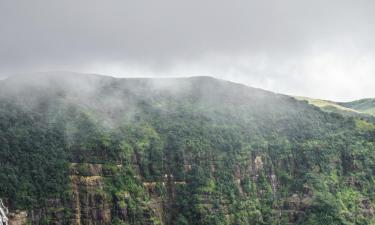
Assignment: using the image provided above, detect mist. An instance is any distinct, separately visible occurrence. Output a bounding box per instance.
[1,1,375,101]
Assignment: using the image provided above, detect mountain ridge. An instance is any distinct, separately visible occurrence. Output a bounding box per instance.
[4,72,373,111]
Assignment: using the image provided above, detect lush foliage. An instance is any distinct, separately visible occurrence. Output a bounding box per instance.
[0,74,375,224]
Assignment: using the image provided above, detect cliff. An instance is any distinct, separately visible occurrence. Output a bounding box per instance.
[0,73,374,225]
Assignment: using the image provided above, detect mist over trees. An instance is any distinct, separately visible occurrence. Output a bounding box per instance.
[0,73,375,225]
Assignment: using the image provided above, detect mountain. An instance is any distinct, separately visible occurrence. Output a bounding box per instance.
[0,72,375,225]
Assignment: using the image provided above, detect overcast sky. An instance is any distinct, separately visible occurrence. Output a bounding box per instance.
[1,0,375,101]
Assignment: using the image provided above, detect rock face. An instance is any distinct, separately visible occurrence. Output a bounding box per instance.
[70,163,112,225]
[7,152,375,225]
[7,164,113,225]
[8,211,27,225]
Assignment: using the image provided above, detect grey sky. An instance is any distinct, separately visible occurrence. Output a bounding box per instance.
[1,0,374,101]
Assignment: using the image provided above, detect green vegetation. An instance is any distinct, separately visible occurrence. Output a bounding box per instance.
[0,100,69,209]
[340,98,375,116]
[296,96,375,119]
[0,74,375,224]
[295,96,361,115]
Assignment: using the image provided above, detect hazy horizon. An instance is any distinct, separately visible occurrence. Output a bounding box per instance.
[1,0,375,101]
[2,71,372,103]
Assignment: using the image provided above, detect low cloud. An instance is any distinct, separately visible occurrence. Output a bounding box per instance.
[1,0,374,101]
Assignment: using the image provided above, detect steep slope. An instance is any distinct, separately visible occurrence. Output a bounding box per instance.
[340,98,375,116]
[294,97,361,115]
[0,72,375,225]
[295,97,375,124]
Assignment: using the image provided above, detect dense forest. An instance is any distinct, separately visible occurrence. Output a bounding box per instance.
[0,73,375,225]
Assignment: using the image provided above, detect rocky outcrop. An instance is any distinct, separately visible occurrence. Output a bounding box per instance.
[70,163,112,225]
[8,210,27,225]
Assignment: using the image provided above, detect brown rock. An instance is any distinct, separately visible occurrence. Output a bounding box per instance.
[8,210,28,225]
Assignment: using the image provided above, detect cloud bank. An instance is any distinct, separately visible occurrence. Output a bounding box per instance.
[1,0,374,101]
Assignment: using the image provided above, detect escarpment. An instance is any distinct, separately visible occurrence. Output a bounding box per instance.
[70,163,111,225]
[1,74,375,225]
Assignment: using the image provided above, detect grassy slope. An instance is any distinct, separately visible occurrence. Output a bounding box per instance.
[295,97,360,113]
[295,96,375,120]
[340,98,375,116]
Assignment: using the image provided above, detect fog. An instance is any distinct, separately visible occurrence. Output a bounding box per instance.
[1,1,375,101]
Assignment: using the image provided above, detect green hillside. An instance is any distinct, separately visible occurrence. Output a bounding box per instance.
[0,73,375,225]
[340,98,375,116]
[294,97,361,115]
[295,97,375,123]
